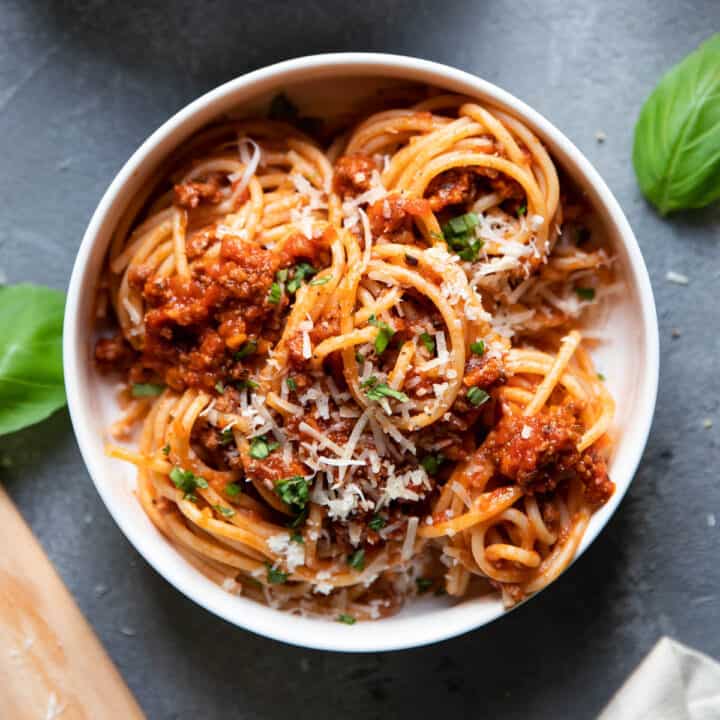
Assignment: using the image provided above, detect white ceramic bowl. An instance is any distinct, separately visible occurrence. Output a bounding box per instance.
[64,53,659,652]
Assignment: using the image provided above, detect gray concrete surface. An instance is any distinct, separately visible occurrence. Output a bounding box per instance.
[1,1,719,718]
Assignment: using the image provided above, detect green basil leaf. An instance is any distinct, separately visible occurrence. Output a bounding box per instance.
[633,33,720,214]
[0,284,66,436]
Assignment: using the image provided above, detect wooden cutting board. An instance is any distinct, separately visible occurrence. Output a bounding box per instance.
[0,487,145,719]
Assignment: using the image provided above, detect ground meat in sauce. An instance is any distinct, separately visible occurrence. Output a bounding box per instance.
[190,421,232,468]
[367,193,430,236]
[107,236,280,391]
[332,154,376,196]
[285,413,354,452]
[245,452,308,489]
[277,231,327,267]
[475,166,525,201]
[426,168,480,212]
[286,333,307,368]
[425,167,526,213]
[576,447,614,509]
[463,354,506,390]
[174,174,224,209]
[104,225,336,389]
[186,227,218,260]
[94,333,137,372]
[310,308,341,345]
[481,404,614,507]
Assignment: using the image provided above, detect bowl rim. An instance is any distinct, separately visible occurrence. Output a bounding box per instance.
[64,52,659,652]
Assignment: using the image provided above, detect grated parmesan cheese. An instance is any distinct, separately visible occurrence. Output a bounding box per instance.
[221,577,240,594]
[401,516,419,561]
[234,137,261,199]
[267,533,305,571]
[451,481,473,509]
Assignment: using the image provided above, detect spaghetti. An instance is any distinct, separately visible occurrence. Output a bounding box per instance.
[95,89,617,621]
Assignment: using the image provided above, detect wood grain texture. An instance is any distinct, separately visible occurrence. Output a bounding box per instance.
[0,487,145,719]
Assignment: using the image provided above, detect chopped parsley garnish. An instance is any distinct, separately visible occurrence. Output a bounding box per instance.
[169,467,208,501]
[309,275,332,286]
[235,378,259,390]
[225,482,242,496]
[441,212,483,261]
[286,377,297,392]
[276,268,289,283]
[268,281,282,305]
[337,613,356,625]
[355,351,365,365]
[446,212,479,235]
[368,314,395,354]
[361,376,409,403]
[368,514,386,531]
[286,507,308,529]
[215,381,225,394]
[467,387,490,407]
[416,577,433,594]
[235,340,257,359]
[265,562,288,584]
[470,340,486,355]
[131,383,164,397]
[575,287,596,300]
[249,436,279,460]
[268,92,299,122]
[220,427,234,446]
[276,475,310,512]
[161,444,170,456]
[517,202,527,217]
[597,372,606,381]
[290,532,304,544]
[419,332,435,355]
[347,549,365,571]
[287,262,316,293]
[214,504,236,518]
[420,453,445,475]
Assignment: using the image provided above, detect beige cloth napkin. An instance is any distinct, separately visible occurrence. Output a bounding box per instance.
[599,637,720,719]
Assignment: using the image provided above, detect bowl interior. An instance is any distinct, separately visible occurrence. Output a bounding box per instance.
[65,55,658,652]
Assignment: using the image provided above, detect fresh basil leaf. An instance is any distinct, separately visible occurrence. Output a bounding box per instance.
[633,33,720,214]
[0,284,66,436]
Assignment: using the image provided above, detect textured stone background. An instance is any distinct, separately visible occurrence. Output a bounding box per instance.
[1,1,719,718]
